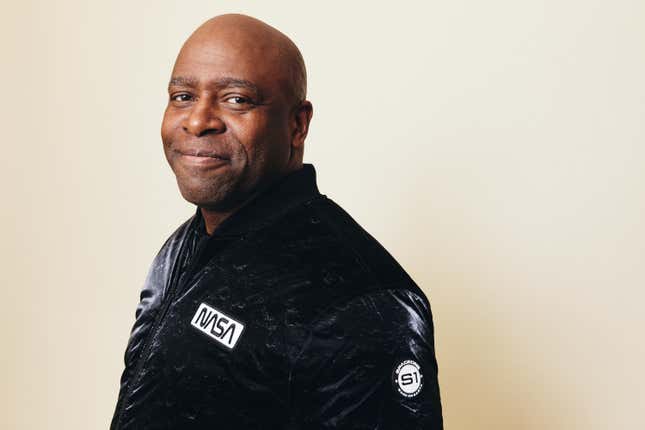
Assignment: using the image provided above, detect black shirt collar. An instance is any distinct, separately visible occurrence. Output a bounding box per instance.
[192,163,321,238]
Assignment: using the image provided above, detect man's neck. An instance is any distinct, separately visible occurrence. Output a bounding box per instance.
[198,183,270,235]
[199,163,305,235]
[199,207,237,236]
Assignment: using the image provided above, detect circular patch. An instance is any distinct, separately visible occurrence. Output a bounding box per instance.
[393,360,423,398]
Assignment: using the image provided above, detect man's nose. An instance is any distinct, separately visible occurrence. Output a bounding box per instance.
[182,99,226,137]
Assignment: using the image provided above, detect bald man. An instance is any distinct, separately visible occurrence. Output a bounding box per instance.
[110,14,443,430]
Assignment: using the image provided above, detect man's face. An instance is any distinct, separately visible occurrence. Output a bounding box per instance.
[161,32,297,210]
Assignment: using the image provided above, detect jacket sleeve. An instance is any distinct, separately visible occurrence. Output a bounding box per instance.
[111,217,196,428]
[289,288,443,429]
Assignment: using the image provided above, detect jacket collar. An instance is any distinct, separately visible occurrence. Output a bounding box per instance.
[191,163,322,238]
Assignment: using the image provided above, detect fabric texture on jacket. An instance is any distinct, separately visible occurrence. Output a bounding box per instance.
[110,163,443,429]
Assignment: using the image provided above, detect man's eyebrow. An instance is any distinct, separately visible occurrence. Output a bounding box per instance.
[168,76,199,88]
[168,76,261,96]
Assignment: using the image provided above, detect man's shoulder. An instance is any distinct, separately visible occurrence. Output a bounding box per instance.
[315,287,433,332]
[262,194,418,286]
[248,195,428,322]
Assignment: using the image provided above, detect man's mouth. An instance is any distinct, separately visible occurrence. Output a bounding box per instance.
[176,149,230,160]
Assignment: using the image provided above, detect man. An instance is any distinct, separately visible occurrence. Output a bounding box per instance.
[111,13,443,429]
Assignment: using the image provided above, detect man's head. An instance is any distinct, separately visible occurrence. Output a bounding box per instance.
[162,14,313,211]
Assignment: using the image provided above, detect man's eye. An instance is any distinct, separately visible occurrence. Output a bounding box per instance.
[225,96,252,105]
[171,93,193,102]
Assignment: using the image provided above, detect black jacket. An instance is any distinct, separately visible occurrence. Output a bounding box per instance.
[111,164,443,429]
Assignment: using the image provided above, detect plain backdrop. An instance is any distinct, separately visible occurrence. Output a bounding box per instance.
[1,1,643,429]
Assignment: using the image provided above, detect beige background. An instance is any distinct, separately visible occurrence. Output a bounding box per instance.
[1,0,643,429]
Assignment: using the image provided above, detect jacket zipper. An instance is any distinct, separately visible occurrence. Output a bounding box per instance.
[113,235,212,429]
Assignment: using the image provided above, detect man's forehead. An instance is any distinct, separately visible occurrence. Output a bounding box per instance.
[174,42,282,80]
[169,14,306,102]
[174,30,281,71]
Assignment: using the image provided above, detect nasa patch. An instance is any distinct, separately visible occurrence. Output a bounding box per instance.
[191,302,245,349]
[393,360,424,398]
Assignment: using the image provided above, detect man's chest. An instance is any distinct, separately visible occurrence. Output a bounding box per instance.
[123,264,297,427]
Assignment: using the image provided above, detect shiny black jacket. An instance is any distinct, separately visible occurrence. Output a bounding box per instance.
[111,164,443,429]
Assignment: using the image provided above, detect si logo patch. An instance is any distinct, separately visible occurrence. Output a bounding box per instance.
[393,360,424,398]
[191,302,245,349]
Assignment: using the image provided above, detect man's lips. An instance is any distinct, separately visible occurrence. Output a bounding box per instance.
[175,149,230,160]
[175,149,231,169]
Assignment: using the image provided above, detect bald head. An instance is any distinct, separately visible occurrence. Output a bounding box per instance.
[178,14,307,104]
[161,14,313,226]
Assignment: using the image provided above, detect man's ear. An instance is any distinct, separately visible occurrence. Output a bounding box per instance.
[290,100,313,150]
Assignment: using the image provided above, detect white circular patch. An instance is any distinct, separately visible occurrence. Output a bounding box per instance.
[393,360,423,398]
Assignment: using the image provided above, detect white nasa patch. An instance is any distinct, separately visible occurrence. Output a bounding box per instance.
[191,302,245,349]
[393,360,424,398]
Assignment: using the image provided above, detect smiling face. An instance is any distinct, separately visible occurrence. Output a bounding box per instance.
[161,15,311,211]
